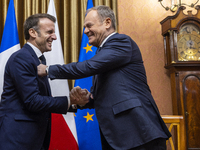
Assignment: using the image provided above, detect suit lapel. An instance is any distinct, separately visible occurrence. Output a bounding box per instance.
[24,44,52,96]
[92,33,119,96]
[24,44,40,65]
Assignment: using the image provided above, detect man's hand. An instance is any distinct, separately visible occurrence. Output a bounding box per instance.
[70,86,90,106]
[38,64,48,77]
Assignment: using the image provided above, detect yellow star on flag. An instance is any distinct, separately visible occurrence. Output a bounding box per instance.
[83,43,93,53]
[84,112,94,122]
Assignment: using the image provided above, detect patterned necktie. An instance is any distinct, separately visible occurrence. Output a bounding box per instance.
[39,55,46,65]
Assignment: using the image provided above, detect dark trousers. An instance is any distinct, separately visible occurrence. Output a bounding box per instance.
[100,130,166,150]
[129,138,166,150]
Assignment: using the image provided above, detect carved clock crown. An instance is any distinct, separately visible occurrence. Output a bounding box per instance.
[160,6,200,68]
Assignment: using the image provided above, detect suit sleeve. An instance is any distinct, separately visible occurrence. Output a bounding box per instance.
[9,53,68,114]
[48,35,138,80]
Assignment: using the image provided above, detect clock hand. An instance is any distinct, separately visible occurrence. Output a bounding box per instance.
[190,42,192,49]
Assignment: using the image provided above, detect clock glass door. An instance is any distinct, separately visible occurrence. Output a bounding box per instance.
[177,24,200,61]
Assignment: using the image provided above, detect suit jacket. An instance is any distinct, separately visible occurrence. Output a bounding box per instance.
[48,33,171,149]
[0,44,68,150]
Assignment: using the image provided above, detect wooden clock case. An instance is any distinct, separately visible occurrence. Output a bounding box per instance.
[160,6,200,150]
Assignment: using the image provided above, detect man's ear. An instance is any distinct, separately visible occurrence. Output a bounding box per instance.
[29,28,37,38]
[104,18,112,29]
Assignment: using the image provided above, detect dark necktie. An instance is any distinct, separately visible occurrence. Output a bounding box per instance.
[96,47,102,54]
[39,55,51,95]
[39,55,46,65]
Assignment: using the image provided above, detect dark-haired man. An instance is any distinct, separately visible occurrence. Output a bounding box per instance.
[0,13,88,150]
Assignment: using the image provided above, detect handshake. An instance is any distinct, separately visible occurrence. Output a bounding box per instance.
[69,86,92,107]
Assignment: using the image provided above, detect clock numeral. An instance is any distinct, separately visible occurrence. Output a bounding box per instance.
[183,38,187,41]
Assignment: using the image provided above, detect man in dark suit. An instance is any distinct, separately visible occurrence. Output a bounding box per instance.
[0,14,88,150]
[38,6,171,150]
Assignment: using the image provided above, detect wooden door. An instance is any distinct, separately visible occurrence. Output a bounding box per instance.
[179,71,200,150]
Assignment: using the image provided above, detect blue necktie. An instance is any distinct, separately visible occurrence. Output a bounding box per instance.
[39,55,46,65]
[96,47,102,54]
[39,55,51,95]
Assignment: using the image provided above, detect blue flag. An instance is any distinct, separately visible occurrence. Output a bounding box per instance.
[0,0,20,100]
[0,0,19,53]
[74,0,102,149]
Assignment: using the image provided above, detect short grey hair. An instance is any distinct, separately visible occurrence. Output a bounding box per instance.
[86,5,116,30]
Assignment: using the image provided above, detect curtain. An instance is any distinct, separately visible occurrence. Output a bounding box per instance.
[0,0,118,89]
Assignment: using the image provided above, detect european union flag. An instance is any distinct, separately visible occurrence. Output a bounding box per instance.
[74,0,102,150]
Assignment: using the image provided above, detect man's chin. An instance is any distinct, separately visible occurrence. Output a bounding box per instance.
[44,49,52,53]
[88,40,94,46]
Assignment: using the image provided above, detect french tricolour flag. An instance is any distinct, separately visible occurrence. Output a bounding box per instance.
[0,0,20,101]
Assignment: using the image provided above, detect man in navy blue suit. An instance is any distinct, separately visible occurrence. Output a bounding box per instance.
[38,6,171,150]
[0,13,88,150]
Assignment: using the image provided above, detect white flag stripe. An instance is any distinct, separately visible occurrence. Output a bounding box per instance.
[46,0,78,143]
[0,44,20,98]
[63,113,78,141]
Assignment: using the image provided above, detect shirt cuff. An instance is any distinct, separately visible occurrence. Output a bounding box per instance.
[45,66,49,75]
[71,104,77,109]
[67,96,71,110]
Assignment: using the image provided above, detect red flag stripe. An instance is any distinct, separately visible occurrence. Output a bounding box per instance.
[49,114,79,150]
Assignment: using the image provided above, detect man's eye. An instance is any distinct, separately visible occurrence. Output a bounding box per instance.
[87,24,92,28]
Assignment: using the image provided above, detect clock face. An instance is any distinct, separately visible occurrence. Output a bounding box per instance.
[177,24,200,61]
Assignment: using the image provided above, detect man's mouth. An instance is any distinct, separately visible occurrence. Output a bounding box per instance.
[87,33,94,38]
[88,35,94,39]
[48,41,52,46]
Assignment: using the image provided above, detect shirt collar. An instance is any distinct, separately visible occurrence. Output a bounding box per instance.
[99,32,116,47]
[27,42,43,58]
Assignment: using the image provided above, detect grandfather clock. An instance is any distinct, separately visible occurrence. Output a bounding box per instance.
[160,6,200,150]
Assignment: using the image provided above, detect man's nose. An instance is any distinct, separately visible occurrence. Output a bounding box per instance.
[84,27,89,34]
[52,33,57,40]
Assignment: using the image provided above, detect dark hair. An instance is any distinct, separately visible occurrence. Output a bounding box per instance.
[86,5,116,30]
[23,13,56,40]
